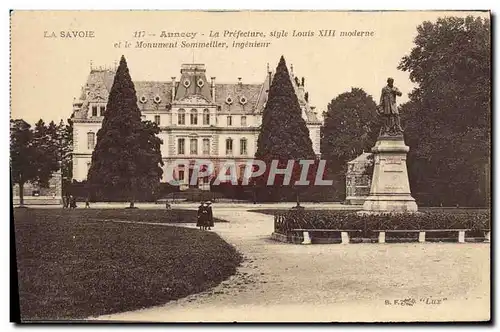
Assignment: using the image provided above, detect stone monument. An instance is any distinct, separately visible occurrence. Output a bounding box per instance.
[361,78,418,213]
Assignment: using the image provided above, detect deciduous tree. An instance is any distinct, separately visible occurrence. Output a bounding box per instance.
[10,119,61,206]
[399,15,490,206]
[320,88,380,200]
[10,120,34,207]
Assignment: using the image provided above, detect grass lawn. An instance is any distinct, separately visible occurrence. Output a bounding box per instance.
[19,208,229,224]
[13,208,241,321]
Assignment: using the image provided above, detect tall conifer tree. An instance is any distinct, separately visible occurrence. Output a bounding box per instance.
[255,56,315,203]
[88,55,163,207]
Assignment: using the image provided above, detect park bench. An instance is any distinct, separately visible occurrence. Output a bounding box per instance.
[372,229,471,243]
[291,229,362,245]
[483,229,491,243]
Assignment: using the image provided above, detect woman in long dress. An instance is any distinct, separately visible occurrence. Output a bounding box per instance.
[196,201,205,230]
[206,201,214,230]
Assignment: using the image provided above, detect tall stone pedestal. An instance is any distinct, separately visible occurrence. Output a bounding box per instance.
[361,135,418,213]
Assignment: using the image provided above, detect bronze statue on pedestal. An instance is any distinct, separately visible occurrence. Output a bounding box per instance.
[377,77,403,136]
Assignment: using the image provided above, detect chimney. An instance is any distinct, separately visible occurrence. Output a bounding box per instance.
[238,77,242,85]
[211,77,216,102]
[171,77,176,101]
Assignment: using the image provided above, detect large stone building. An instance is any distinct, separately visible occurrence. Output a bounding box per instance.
[71,63,322,189]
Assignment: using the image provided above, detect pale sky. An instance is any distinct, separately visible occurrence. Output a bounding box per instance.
[10,10,489,125]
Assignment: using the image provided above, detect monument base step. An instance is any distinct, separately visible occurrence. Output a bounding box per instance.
[361,194,418,213]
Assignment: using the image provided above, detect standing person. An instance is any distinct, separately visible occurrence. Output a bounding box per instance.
[85,196,90,208]
[202,202,210,230]
[206,201,214,230]
[70,195,77,209]
[62,195,67,209]
[196,201,205,230]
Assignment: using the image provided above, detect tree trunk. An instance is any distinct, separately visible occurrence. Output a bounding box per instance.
[19,181,25,207]
[128,178,136,209]
[129,187,135,208]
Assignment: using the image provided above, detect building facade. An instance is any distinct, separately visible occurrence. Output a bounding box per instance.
[345,152,373,205]
[71,63,322,190]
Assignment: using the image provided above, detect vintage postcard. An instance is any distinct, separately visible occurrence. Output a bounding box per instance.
[10,10,491,323]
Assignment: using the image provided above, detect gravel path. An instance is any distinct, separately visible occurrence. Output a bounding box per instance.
[94,209,490,322]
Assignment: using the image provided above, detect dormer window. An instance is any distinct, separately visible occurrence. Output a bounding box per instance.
[91,106,98,117]
[197,79,204,88]
[226,96,233,105]
[154,95,161,104]
[100,106,105,116]
[183,79,191,88]
[240,96,247,105]
[140,95,147,103]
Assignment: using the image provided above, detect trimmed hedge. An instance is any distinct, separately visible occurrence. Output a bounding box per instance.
[274,210,491,237]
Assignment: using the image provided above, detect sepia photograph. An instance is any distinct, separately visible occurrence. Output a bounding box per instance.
[9,10,491,323]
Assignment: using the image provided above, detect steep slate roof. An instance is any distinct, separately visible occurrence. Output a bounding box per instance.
[347,152,373,174]
[134,81,173,111]
[174,64,212,102]
[72,65,321,123]
[348,152,373,164]
[74,69,116,119]
[79,69,115,100]
[254,73,272,113]
[214,83,262,113]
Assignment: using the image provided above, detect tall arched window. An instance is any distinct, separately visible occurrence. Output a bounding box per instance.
[178,138,185,155]
[190,109,198,125]
[202,138,210,155]
[87,132,95,149]
[240,138,247,155]
[226,138,233,155]
[178,109,186,125]
[203,109,210,125]
[190,138,198,155]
